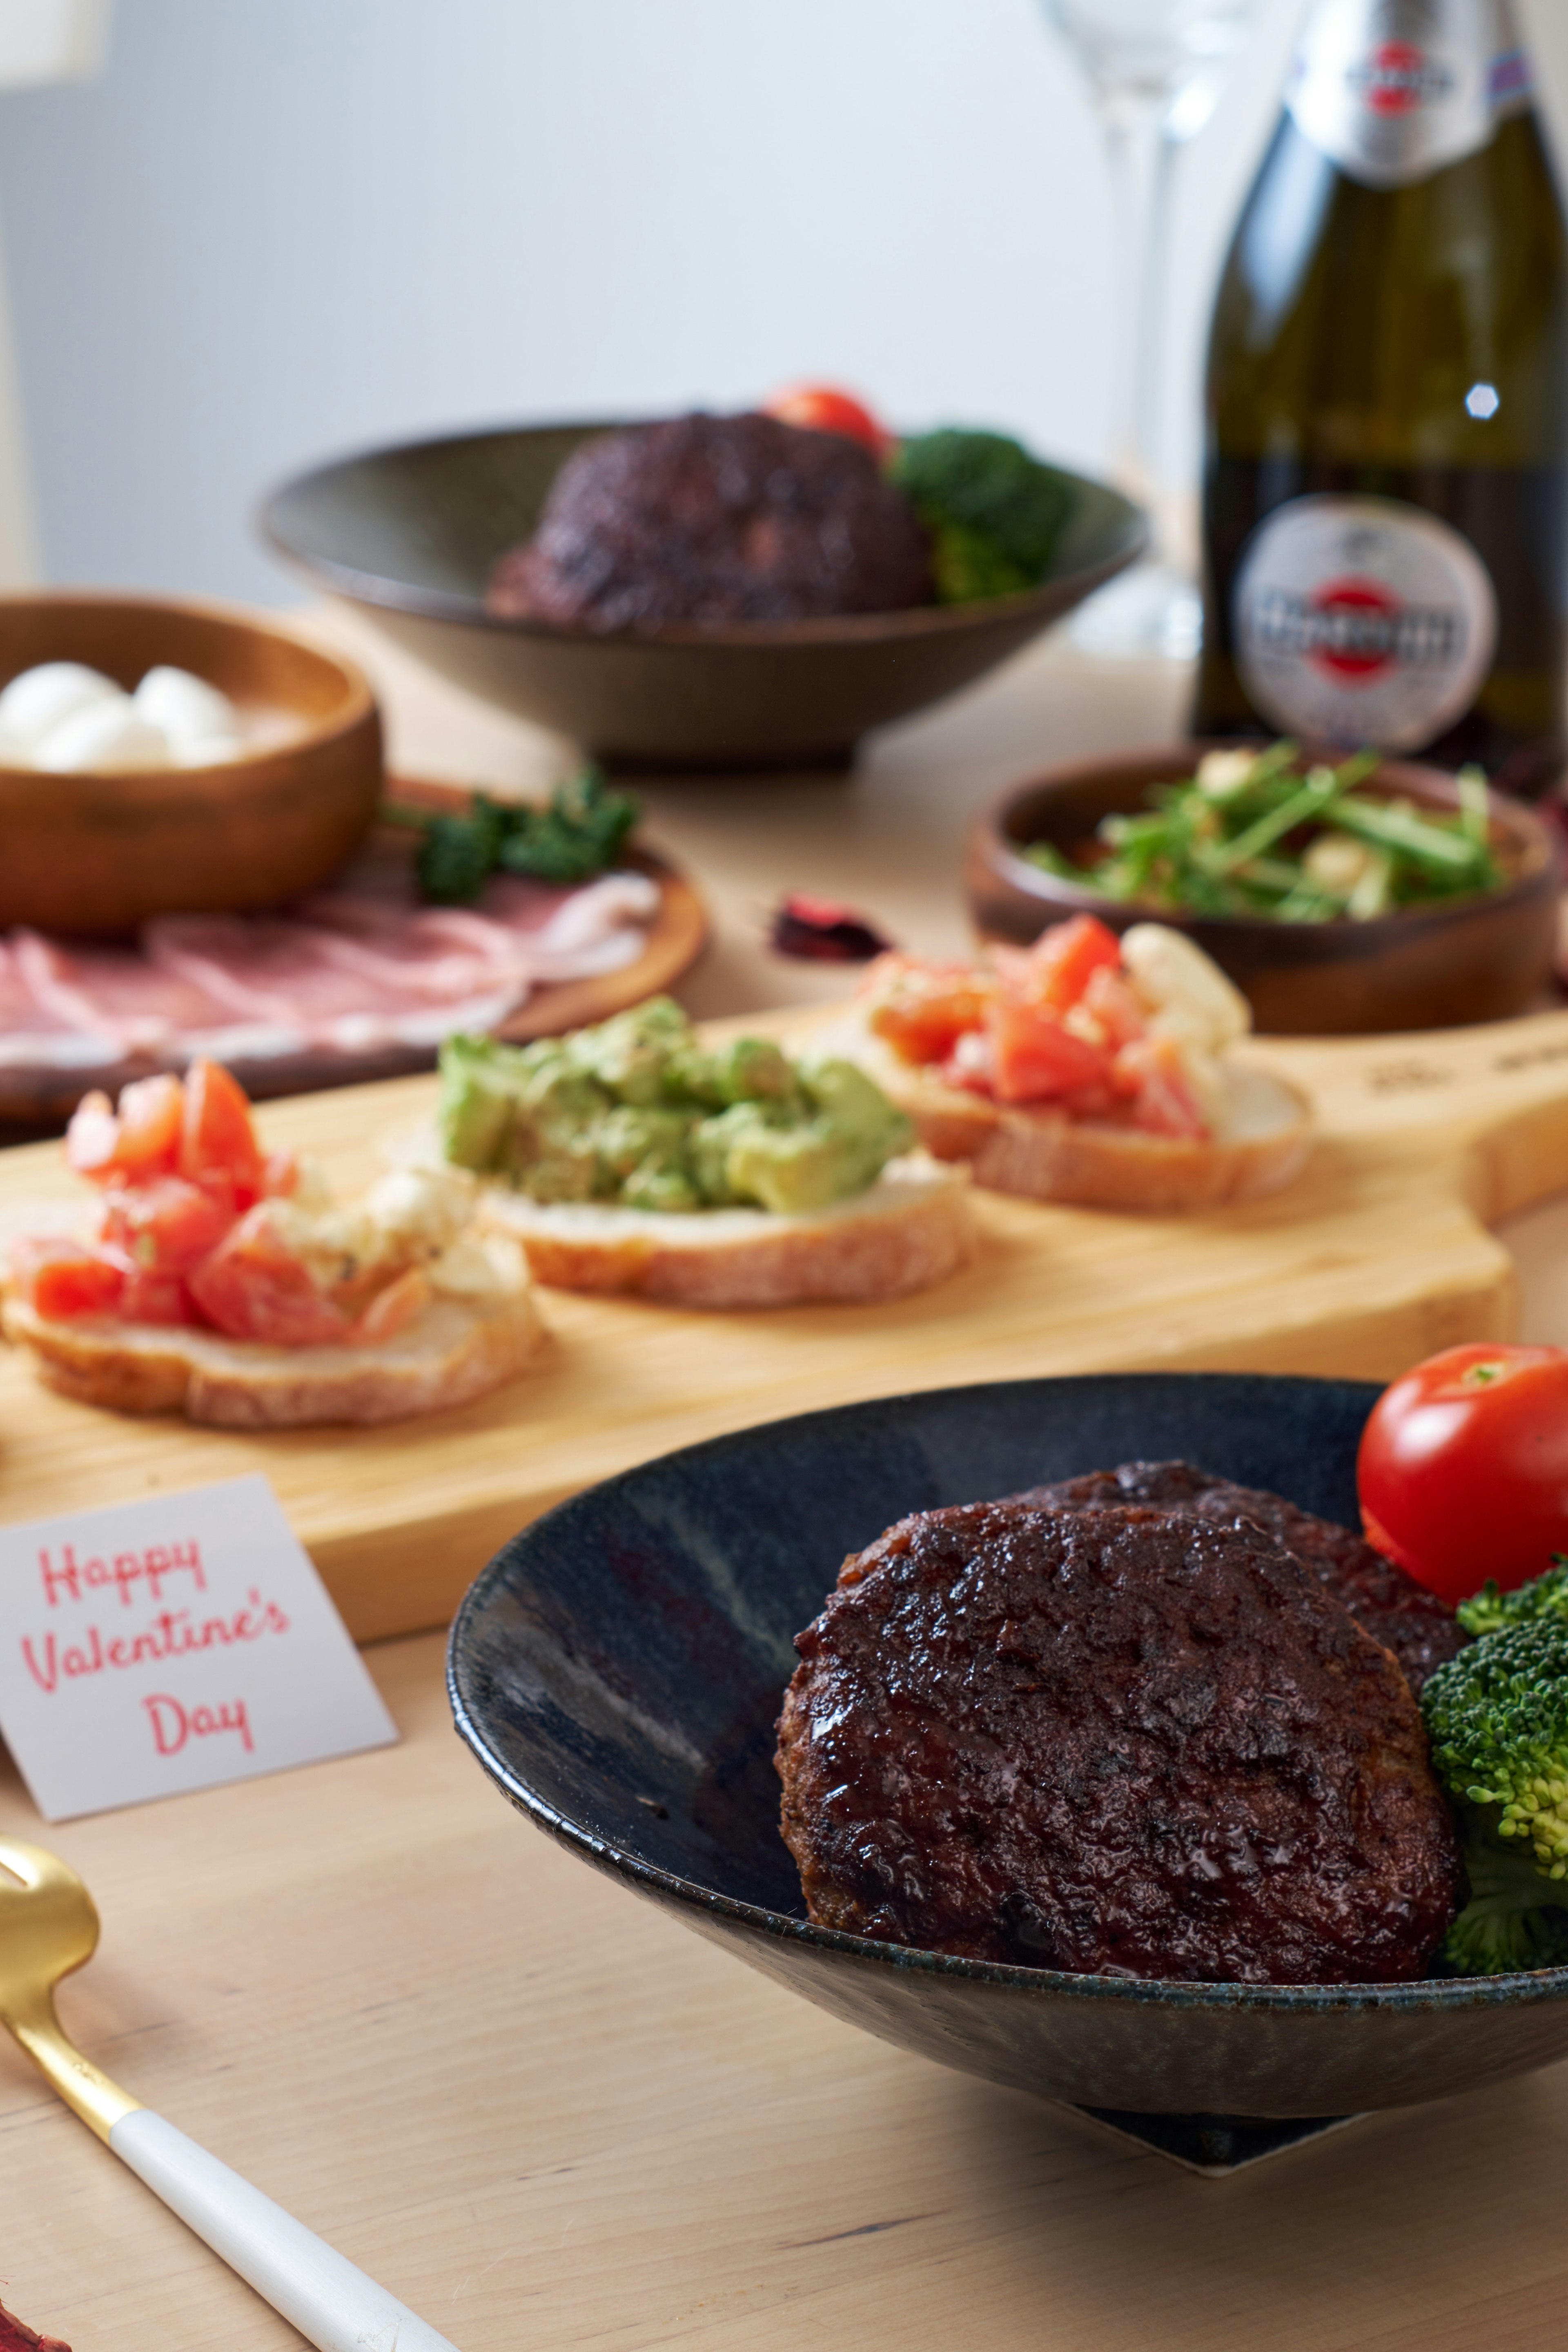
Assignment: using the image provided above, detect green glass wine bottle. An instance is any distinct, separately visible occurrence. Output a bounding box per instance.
[1193,0,1568,791]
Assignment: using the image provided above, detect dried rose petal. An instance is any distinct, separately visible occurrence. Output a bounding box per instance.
[769,893,895,963]
[0,2300,72,2352]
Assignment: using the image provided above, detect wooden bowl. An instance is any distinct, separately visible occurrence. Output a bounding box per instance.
[967,744,1560,1035]
[0,591,383,938]
[259,422,1145,773]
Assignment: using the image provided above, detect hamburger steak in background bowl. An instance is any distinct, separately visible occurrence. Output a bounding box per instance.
[261,412,1145,772]
[449,1373,1568,2126]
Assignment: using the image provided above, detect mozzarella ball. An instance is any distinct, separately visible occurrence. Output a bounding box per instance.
[0,662,123,758]
[35,701,174,773]
[170,732,244,768]
[133,664,239,751]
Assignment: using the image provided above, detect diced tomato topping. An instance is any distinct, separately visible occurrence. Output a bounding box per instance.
[1116,1035,1211,1140]
[63,1091,119,1179]
[100,1176,235,1275]
[351,1266,432,1346]
[118,1266,196,1326]
[186,1205,351,1348]
[66,1074,185,1185]
[9,1236,126,1320]
[987,996,1117,1105]
[1014,915,1125,1015]
[180,1060,265,1208]
[1079,964,1148,1050]
[262,1149,300,1198]
[864,955,994,1066]
[938,1028,996,1096]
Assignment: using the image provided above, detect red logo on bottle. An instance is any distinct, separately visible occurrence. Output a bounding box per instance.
[1350,41,1453,118]
[1310,577,1401,677]
[1249,575,1464,681]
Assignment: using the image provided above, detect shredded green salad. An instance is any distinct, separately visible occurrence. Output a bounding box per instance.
[1025,742,1503,923]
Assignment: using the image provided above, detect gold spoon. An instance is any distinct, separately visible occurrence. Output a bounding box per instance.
[0,1838,462,2352]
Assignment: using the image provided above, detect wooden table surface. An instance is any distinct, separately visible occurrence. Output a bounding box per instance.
[7,625,1568,2349]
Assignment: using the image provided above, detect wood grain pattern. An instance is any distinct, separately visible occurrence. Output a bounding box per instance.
[2,1001,1568,1641]
[1,1630,1566,2352]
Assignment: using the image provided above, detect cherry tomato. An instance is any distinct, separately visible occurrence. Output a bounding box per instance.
[987,996,1115,1103]
[864,955,993,1066]
[9,1236,125,1320]
[100,1176,234,1275]
[180,1059,265,1208]
[187,1205,350,1348]
[65,1074,185,1185]
[1357,1342,1568,1605]
[762,383,892,460]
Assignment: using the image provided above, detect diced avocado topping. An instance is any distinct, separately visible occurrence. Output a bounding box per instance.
[436,1000,913,1214]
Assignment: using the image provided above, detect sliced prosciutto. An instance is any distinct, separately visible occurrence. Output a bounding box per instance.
[9,933,232,1054]
[0,849,662,1074]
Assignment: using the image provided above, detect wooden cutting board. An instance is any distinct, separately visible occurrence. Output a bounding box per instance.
[1,1002,1566,1645]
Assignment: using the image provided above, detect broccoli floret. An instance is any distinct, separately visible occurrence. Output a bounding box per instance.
[924,519,1033,604]
[1459,1557,1568,1637]
[1422,1614,1568,1972]
[1441,1831,1568,1976]
[891,429,1076,605]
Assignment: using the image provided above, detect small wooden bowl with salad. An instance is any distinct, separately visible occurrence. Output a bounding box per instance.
[967,741,1559,1035]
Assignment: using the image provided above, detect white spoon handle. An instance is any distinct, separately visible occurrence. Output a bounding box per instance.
[109,2109,462,2352]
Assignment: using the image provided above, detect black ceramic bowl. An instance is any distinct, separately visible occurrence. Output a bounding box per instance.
[260,422,1145,773]
[450,1372,1568,2124]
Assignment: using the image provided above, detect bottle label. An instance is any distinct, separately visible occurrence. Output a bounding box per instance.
[1232,495,1499,750]
[1287,0,1530,189]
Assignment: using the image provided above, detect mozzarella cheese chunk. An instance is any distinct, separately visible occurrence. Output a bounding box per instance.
[1121,924,1252,1056]
[428,1234,527,1301]
[364,1165,476,1258]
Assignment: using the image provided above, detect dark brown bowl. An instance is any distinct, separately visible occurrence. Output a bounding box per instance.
[967,744,1560,1036]
[259,421,1145,773]
[0,591,383,938]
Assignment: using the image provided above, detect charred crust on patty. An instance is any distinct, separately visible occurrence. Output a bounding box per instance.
[488,412,932,630]
[776,1499,1462,1985]
[1013,1460,1467,1697]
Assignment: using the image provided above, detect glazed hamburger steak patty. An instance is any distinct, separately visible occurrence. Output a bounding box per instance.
[487,411,932,629]
[776,1501,1461,1984]
[1016,1460,1466,1696]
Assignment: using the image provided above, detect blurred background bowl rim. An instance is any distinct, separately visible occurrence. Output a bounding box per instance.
[258,417,1148,651]
[448,1370,1568,2022]
[977,742,1559,947]
[0,585,378,778]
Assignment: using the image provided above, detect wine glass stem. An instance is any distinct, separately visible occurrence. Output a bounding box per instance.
[1098,87,1179,550]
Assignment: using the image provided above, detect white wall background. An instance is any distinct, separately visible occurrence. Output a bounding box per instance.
[0,0,1565,606]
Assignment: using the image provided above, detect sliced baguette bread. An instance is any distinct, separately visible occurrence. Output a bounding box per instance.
[476,1150,973,1307]
[834,1020,1313,1214]
[1,1279,545,1427]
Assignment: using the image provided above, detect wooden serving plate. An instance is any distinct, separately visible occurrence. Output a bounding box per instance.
[0,777,708,1129]
[0,1000,1565,1645]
